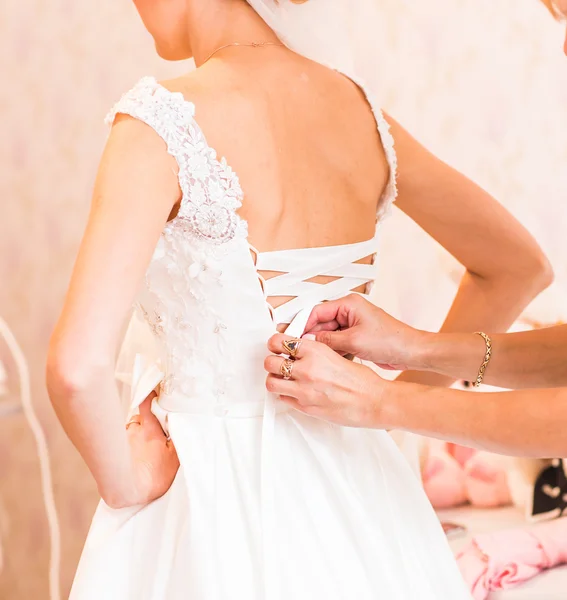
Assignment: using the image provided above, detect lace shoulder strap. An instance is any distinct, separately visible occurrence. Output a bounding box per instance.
[347,76,398,221]
[105,77,246,244]
[374,110,398,220]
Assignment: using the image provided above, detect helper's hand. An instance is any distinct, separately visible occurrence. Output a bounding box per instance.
[303,294,427,371]
[265,334,389,428]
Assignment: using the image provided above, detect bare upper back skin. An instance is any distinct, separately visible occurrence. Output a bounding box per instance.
[162,49,390,251]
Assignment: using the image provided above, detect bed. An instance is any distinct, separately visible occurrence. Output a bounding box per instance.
[439,505,567,599]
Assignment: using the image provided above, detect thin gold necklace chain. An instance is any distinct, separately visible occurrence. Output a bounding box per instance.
[202,41,284,65]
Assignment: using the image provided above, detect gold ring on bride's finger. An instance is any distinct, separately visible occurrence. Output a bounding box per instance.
[282,338,302,359]
[125,415,142,430]
[280,358,294,380]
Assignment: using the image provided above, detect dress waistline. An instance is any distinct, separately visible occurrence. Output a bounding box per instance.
[158,393,291,419]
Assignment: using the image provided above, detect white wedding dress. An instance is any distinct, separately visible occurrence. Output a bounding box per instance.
[70,77,471,600]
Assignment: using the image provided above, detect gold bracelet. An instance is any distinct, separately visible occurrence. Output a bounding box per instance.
[473,331,492,387]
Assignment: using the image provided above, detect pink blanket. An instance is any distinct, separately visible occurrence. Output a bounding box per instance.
[457,517,567,599]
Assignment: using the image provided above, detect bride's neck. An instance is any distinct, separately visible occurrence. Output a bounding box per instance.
[187,0,280,67]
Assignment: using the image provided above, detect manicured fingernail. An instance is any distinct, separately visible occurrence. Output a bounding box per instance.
[302,334,316,340]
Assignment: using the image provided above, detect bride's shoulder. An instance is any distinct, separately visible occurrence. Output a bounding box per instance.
[157,69,208,96]
[158,66,241,111]
[105,67,248,147]
[157,68,247,137]
[105,74,199,127]
[109,75,161,105]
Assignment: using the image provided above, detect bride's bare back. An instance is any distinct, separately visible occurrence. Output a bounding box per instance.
[162,50,390,252]
[159,51,392,326]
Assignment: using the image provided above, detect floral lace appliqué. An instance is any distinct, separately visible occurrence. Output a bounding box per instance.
[105,76,247,245]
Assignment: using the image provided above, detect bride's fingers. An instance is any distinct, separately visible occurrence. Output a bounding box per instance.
[133,393,170,440]
[165,439,179,459]
[138,392,158,419]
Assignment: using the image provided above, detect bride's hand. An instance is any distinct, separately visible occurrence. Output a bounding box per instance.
[111,393,179,509]
[265,334,391,429]
[303,294,427,371]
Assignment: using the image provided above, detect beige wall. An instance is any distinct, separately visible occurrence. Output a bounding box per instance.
[1,1,566,598]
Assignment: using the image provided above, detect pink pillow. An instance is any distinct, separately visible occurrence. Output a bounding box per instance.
[423,447,468,509]
[464,452,512,508]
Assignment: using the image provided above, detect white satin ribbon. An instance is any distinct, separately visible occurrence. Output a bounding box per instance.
[260,304,315,599]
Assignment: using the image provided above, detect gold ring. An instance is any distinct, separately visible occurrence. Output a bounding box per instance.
[282,338,302,359]
[280,358,294,380]
[126,415,142,430]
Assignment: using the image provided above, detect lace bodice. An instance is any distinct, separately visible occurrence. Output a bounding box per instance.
[107,76,397,407]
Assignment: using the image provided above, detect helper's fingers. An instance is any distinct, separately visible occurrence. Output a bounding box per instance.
[304,320,340,334]
[313,329,357,355]
[303,300,345,333]
[266,333,313,358]
[264,354,310,381]
[266,376,319,411]
[265,374,300,397]
[277,394,311,413]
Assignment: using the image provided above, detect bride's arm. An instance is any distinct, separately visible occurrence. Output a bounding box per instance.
[46,115,180,507]
[386,115,553,388]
